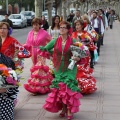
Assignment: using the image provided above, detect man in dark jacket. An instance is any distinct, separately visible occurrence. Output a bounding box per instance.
[2,14,13,29]
[67,10,75,23]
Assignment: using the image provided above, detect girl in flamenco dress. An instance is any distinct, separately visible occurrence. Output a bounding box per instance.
[40,21,89,120]
[72,19,97,94]
[24,18,53,94]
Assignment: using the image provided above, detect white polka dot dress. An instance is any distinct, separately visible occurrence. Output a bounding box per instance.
[0,88,19,120]
[0,95,14,120]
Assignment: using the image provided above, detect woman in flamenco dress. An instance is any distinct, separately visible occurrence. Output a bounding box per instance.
[72,19,97,94]
[0,22,27,120]
[24,18,53,94]
[40,21,89,120]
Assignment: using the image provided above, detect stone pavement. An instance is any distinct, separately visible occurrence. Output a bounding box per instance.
[14,20,120,120]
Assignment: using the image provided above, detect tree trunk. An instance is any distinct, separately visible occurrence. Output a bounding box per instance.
[57,0,62,16]
[47,0,53,26]
[35,0,43,17]
[62,0,67,20]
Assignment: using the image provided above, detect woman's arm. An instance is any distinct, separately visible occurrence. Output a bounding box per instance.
[40,38,57,53]
[23,32,32,51]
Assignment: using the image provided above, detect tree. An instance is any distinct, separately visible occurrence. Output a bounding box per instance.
[35,0,43,17]
[0,0,6,10]
[45,0,53,25]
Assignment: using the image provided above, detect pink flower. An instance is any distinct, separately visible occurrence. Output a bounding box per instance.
[6,76,17,85]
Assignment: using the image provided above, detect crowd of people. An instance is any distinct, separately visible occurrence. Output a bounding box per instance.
[0,7,115,120]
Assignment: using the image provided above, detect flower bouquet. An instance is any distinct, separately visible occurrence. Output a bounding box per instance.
[78,32,96,51]
[0,64,20,89]
[77,32,92,45]
[68,42,89,70]
[90,30,99,42]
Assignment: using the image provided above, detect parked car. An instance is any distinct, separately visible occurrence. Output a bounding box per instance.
[20,11,35,25]
[42,10,55,20]
[42,11,48,20]
[9,14,27,28]
[0,15,5,22]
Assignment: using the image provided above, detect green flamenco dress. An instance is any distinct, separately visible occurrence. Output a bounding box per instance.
[40,37,83,113]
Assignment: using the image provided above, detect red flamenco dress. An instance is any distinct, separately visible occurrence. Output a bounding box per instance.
[76,56,97,94]
[72,31,97,94]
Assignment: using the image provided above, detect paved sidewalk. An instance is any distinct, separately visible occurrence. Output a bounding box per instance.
[14,20,120,120]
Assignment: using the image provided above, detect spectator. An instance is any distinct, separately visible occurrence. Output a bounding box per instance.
[48,15,60,39]
[41,15,49,30]
[108,10,115,29]
[67,10,75,23]
[2,14,13,29]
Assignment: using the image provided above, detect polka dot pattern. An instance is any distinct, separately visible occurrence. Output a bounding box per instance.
[0,96,14,120]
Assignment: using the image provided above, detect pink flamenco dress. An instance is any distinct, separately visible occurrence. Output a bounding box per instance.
[40,37,83,114]
[24,29,53,94]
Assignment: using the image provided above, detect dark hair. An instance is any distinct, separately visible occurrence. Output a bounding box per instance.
[59,21,71,30]
[5,14,9,16]
[51,15,60,30]
[99,9,104,14]
[92,11,98,14]
[32,18,42,26]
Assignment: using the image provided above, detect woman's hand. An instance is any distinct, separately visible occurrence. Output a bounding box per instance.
[0,88,7,93]
[72,56,80,61]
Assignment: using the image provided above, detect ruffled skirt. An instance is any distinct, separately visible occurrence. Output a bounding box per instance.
[76,57,97,94]
[24,61,53,94]
[43,82,82,113]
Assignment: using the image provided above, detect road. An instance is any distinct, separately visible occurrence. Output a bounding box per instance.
[11,26,32,44]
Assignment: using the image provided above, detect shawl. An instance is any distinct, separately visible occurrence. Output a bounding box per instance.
[24,29,52,65]
[53,36,73,71]
[1,36,16,58]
